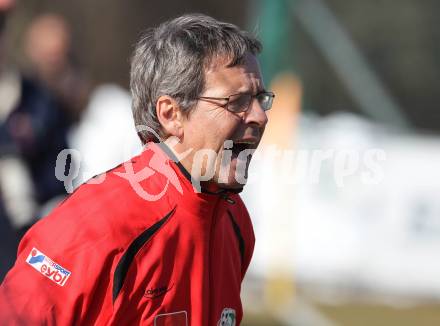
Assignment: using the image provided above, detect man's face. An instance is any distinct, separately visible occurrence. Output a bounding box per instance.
[180,53,268,190]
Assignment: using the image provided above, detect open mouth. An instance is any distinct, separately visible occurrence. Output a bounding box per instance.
[230,140,256,156]
[219,139,258,183]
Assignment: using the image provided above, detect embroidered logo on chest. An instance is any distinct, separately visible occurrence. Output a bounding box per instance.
[217,308,236,326]
[144,283,174,299]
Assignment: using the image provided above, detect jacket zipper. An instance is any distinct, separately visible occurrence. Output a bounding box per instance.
[221,192,235,204]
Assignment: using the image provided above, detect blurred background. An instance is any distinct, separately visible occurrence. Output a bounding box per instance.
[1,0,440,325]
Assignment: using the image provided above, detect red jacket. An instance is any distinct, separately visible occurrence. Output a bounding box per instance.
[0,142,255,325]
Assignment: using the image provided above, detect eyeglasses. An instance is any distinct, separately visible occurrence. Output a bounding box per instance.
[197,91,275,113]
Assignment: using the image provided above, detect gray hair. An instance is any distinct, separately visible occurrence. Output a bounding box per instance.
[130,13,262,144]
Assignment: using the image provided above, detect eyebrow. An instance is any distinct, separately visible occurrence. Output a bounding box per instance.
[200,88,268,100]
[232,88,267,96]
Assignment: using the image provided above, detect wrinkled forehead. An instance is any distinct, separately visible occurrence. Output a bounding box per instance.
[204,52,264,94]
[205,51,260,73]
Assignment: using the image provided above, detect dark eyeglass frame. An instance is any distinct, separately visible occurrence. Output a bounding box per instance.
[197,91,275,113]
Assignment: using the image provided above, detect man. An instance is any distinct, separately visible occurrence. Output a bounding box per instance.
[0,14,274,325]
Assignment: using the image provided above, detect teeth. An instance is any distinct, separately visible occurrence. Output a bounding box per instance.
[234,140,255,145]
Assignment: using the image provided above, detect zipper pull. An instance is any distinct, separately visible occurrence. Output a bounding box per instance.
[221,193,235,204]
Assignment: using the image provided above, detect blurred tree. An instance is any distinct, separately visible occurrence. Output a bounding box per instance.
[252,0,296,83]
[295,0,440,132]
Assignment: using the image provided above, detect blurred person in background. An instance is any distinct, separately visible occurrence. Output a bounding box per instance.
[0,0,18,281]
[22,12,142,189]
[0,1,70,280]
[23,13,90,127]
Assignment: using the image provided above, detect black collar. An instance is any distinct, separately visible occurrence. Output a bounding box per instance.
[157,141,243,195]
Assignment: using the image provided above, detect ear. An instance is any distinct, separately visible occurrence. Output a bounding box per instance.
[156,95,184,139]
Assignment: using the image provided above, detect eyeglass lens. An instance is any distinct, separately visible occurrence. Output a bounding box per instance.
[229,93,273,112]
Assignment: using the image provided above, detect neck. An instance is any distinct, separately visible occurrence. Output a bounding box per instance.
[159,140,242,194]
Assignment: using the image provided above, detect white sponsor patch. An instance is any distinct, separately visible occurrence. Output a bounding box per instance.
[26,247,71,286]
[154,310,188,326]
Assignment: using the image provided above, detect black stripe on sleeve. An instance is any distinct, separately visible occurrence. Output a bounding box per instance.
[227,210,245,262]
[112,207,176,303]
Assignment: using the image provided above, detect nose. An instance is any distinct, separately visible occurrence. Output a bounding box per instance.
[243,98,268,127]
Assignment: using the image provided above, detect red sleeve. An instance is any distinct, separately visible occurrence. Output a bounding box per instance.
[0,206,118,325]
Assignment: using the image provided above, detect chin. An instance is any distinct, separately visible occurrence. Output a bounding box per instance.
[213,153,251,190]
[217,181,246,190]
[216,169,249,190]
